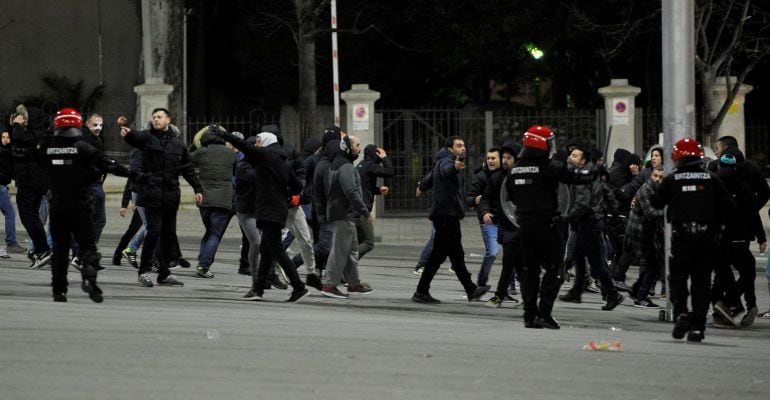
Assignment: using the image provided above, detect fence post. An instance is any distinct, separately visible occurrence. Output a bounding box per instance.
[484,110,494,151]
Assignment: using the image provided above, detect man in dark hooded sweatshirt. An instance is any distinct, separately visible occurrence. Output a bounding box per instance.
[355,143,394,259]
[411,136,489,304]
[214,129,308,302]
[322,135,373,298]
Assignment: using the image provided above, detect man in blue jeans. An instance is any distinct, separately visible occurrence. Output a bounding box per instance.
[466,148,501,290]
[1,130,26,255]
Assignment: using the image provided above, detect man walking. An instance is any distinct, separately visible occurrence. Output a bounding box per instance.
[412,136,488,304]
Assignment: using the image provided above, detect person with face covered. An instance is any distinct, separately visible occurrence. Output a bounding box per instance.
[213,129,308,302]
[355,143,394,260]
[321,135,373,298]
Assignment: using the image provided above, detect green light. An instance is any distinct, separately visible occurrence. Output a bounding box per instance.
[527,44,544,60]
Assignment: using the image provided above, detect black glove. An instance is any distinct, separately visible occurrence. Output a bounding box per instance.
[208,125,226,138]
[130,171,150,184]
[187,143,197,153]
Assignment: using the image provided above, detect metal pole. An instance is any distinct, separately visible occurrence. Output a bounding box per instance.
[182,8,189,144]
[660,0,695,322]
[97,0,103,85]
[331,0,340,127]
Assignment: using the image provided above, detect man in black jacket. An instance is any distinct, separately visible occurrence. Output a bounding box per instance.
[355,144,393,260]
[466,148,500,290]
[120,108,203,288]
[215,129,309,302]
[10,108,52,268]
[1,129,25,256]
[412,136,489,304]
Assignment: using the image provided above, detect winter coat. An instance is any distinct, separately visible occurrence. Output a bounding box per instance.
[624,179,664,260]
[0,142,13,186]
[124,127,202,209]
[356,144,394,211]
[327,156,369,222]
[427,147,465,219]
[189,133,237,210]
[10,107,50,191]
[220,134,301,225]
[312,140,341,224]
[234,152,257,214]
[717,166,766,243]
[466,166,494,223]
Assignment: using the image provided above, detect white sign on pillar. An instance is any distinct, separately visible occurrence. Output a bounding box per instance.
[352,104,369,131]
[613,98,630,126]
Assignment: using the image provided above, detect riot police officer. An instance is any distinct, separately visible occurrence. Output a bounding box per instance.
[650,138,732,342]
[41,108,132,302]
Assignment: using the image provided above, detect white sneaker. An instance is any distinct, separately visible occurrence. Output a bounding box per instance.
[137,273,154,287]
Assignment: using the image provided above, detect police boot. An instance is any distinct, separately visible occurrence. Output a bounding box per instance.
[80,264,104,303]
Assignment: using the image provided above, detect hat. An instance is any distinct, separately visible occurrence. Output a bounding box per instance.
[718,153,737,170]
[321,126,342,147]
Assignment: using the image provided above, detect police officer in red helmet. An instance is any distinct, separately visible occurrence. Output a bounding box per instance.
[41,108,133,302]
[507,125,593,329]
[650,137,732,342]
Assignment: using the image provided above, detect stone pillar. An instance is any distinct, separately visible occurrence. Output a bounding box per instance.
[134,0,173,126]
[712,76,753,152]
[341,84,381,152]
[598,79,642,161]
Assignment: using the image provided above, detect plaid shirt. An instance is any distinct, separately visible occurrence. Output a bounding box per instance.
[623,179,664,261]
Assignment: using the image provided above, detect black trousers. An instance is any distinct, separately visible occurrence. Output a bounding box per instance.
[50,193,99,294]
[16,187,49,253]
[518,216,564,322]
[256,220,305,292]
[715,240,757,309]
[416,215,476,295]
[139,207,178,279]
[669,230,717,331]
[569,221,617,298]
[495,235,523,299]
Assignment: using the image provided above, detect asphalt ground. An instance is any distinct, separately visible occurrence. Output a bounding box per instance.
[2,207,770,400]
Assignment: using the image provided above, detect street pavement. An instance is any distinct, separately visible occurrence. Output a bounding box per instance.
[1,188,770,399]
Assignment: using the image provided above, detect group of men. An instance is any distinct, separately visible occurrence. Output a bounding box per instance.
[2,108,768,341]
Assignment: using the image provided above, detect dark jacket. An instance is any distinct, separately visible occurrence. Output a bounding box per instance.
[234,153,257,214]
[300,137,322,204]
[624,179,665,260]
[327,149,370,222]
[708,148,770,211]
[607,148,637,213]
[479,167,520,243]
[356,144,394,211]
[124,127,202,209]
[650,160,732,224]
[0,141,12,186]
[189,132,237,210]
[10,107,50,191]
[428,147,465,219]
[312,140,341,224]
[563,162,604,227]
[717,165,766,243]
[466,166,494,222]
[220,134,302,225]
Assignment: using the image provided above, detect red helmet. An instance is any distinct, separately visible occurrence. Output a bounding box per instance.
[672,137,704,161]
[522,125,553,151]
[53,108,83,129]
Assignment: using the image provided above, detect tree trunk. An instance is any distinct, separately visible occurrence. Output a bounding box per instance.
[295,0,318,145]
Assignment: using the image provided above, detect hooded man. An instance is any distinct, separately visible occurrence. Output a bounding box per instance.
[354,144,394,260]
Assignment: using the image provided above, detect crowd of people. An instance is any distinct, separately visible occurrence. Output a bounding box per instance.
[1,106,768,342]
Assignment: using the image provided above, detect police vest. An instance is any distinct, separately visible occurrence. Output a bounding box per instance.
[508,158,558,216]
[666,170,719,222]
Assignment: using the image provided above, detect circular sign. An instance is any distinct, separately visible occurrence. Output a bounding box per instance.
[615,101,627,113]
[354,106,368,119]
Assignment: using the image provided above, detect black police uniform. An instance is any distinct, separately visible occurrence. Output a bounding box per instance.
[40,127,130,302]
[650,158,732,338]
[507,152,567,328]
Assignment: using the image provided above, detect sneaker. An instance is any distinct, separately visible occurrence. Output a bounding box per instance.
[503,294,519,303]
[584,281,600,294]
[559,292,582,303]
[759,309,770,319]
[413,266,424,276]
[535,315,561,329]
[176,258,192,268]
[602,292,625,311]
[70,257,82,272]
[306,273,323,291]
[740,306,758,328]
[712,312,736,329]
[672,313,691,339]
[485,296,502,308]
[411,291,440,304]
[524,320,543,329]
[137,273,154,287]
[150,261,159,273]
[348,282,373,295]
[196,265,214,279]
[713,301,739,328]
[30,250,52,269]
[81,279,104,303]
[275,265,290,285]
[321,285,349,299]
[6,243,27,253]
[467,285,489,302]
[243,289,263,301]
[286,288,309,303]
[633,298,659,308]
[53,292,67,302]
[268,276,288,290]
[614,280,632,292]
[157,275,184,286]
[448,266,455,273]
[122,248,138,269]
[111,254,121,266]
[686,330,704,342]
